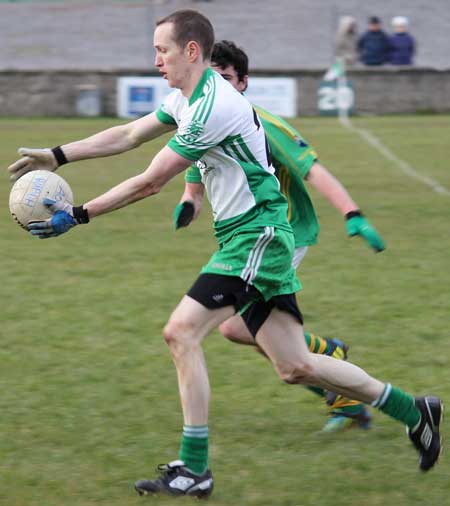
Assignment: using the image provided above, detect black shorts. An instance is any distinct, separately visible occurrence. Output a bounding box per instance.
[187,273,303,338]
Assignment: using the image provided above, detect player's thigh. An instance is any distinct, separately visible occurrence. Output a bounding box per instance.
[165,295,235,346]
[220,314,255,345]
[255,307,311,367]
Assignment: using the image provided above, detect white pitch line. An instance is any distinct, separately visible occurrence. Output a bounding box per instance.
[338,112,450,197]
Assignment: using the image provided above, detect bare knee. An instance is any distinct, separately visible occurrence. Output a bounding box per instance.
[276,359,315,385]
[219,320,240,343]
[219,317,255,346]
[163,318,198,359]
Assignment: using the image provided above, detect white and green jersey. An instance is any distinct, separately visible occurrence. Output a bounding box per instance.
[156,68,291,244]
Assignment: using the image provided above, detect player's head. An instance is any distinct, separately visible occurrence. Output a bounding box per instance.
[211,40,249,93]
[154,10,214,88]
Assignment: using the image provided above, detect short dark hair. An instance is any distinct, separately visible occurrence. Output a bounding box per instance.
[156,10,214,60]
[369,16,381,24]
[211,40,249,82]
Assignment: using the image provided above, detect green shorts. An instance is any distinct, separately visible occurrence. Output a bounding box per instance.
[201,226,301,301]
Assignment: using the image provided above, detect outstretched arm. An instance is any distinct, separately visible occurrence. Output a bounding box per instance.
[28,146,192,238]
[8,112,175,180]
[84,145,190,218]
[305,162,358,215]
[305,162,385,252]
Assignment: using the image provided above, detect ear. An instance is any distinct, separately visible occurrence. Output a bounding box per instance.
[186,41,202,62]
[239,75,249,93]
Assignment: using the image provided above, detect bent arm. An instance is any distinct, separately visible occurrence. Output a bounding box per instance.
[84,146,191,218]
[305,162,359,215]
[62,112,175,162]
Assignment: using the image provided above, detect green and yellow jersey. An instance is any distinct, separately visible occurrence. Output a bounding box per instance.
[253,105,319,247]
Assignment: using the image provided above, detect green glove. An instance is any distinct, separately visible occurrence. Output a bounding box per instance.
[345,211,385,253]
[173,201,195,230]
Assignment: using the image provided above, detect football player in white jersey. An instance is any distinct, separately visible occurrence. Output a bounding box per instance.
[8,9,442,498]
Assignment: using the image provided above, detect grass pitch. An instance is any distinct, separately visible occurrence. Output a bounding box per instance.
[0,115,449,506]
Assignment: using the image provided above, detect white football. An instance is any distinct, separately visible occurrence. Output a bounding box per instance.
[9,170,73,229]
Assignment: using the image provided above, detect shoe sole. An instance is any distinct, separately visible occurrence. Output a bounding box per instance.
[427,399,444,471]
[321,414,371,433]
[134,484,213,499]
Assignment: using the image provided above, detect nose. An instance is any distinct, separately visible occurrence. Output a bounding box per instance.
[154,53,162,67]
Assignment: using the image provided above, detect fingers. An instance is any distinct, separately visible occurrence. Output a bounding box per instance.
[8,147,56,181]
[28,220,56,239]
[42,197,62,213]
[18,147,34,157]
[361,228,386,253]
[372,239,385,253]
[7,157,32,180]
[28,220,52,231]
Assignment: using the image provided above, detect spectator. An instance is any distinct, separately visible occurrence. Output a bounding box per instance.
[357,16,391,65]
[335,15,358,67]
[389,16,415,65]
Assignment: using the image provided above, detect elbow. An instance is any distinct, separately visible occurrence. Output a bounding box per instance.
[139,182,162,198]
[134,173,163,199]
[128,134,143,150]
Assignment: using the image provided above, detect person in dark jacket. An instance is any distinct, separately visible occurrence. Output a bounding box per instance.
[389,16,415,65]
[357,16,391,65]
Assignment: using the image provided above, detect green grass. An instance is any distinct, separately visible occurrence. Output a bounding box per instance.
[1,115,449,506]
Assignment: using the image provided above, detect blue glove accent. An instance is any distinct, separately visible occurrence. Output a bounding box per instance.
[28,198,77,239]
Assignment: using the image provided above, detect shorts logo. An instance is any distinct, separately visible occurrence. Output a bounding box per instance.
[212,294,224,303]
[211,262,233,271]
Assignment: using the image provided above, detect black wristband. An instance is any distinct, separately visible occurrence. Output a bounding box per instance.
[345,210,363,220]
[73,205,90,224]
[51,146,68,166]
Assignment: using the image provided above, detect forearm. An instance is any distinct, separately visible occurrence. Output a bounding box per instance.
[306,162,359,215]
[84,145,190,219]
[61,124,141,162]
[61,112,174,163]
[84,172,160,218]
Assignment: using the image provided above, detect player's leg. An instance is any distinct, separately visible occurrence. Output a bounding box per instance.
[254,304,442,470]
[135,273,261,497]
[220,305,370,431]
[292,246,370,429]
[135,295,234,497]
[164,295,234,426]
[256,307,384,401]
[220,242,369,430]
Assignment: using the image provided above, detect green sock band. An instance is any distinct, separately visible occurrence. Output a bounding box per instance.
[374,384,420,429]
[179,425,208,475]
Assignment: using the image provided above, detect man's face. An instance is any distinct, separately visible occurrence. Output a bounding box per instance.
[154,22,189,89]
[212,64,247,93]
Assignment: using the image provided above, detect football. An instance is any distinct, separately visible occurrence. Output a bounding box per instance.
[9,170,73,229]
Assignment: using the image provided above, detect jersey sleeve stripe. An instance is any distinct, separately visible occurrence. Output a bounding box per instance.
[156,108,177,125]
